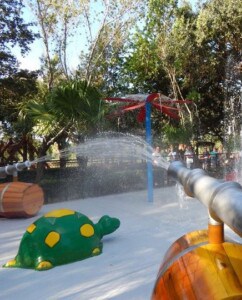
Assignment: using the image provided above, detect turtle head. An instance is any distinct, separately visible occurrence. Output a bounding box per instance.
[97,215,120,237]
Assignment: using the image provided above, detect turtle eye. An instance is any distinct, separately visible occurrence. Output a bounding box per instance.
[80,224,94,237]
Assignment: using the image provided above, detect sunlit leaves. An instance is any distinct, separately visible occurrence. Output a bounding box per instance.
[196,0,242,51]
[20,80,103,136]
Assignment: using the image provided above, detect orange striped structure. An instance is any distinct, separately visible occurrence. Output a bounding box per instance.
[0,182,44,218]
[152,230,242,299]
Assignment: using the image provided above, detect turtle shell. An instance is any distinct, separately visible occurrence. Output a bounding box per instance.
[6,209,105,270]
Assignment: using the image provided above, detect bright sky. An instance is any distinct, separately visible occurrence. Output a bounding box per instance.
[14,3,83,71]
[16,0,199,72]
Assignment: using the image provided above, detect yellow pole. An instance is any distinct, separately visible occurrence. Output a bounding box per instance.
[208,214,224,244]
[12,170,18,182]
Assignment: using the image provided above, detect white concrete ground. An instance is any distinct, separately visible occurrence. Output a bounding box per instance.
[0,186,216,299]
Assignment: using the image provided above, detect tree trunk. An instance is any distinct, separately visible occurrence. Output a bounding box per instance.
[57,135,68,169]
[35,141,49,183]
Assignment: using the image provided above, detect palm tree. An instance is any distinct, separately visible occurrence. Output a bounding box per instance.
[20,80,105,180]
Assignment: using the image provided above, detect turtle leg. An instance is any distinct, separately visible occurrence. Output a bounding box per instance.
[92,247,101,256]
[36,260,53,271]
[3,258,17,268]
[92,242,103,256]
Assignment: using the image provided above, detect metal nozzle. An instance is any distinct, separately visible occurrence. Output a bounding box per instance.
[0,160,31,177]
[168,161,242,237]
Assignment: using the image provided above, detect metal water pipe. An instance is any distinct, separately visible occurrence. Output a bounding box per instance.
[0,161,31,181]
[168,161,242,238]
[152,161,242,299]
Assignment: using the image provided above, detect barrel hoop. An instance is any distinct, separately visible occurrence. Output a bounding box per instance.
[156,240,208,280]
[0,183,12,213]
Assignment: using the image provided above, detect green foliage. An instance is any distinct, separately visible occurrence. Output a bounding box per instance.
[196,0,242,52]
[21,80,103,138]
[1,0,241,149]
[190,0,242,141]
[0,0,37,77]
[150,0,240,142]
[163,123,193,144]
[0,70,39,136]
[47,80,103,124]
[121,32,169,94]
[0,1,38,138]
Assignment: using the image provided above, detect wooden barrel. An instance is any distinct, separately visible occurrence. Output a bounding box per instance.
[0,182,44,218]
[152,230,242,299]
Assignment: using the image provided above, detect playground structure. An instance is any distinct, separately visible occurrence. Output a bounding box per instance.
[105,93,192,202]
[3,209,120,270]
[0,160,44,218]
[152,161,242,299]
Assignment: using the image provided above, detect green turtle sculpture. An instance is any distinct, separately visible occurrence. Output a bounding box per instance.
[3,208,120,271]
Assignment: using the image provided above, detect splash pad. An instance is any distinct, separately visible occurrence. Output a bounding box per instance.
[1,148,242,297]
[3,134,242,298]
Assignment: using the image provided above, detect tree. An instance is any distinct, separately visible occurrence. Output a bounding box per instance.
[27,0,83,89]
[20,79,104,179]
[27,0,145,90]
[77,0,145,86]
[115,0,197,142]
[119,32,170,95]
[0,1,38,143]
[0,70,39,133]
[0,0,37,77]
[116,0,241,144]
[22,0,147,150]
[195,0,242,142]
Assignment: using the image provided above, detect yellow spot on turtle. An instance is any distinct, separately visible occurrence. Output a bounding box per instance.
[44,209,75,218]
[4,259,16,267]
[36,261,53,270]
[92,248,101,255]
[26,223,36,234]
[80,224,94,237]
[45,231,60,248]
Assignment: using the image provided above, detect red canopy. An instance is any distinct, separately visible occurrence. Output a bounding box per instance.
[104,93,192,122]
